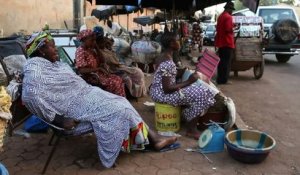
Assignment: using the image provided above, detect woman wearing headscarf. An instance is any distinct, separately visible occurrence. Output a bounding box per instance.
[93,26,147,98]
[75,29,125,97]
[22,31,177,168]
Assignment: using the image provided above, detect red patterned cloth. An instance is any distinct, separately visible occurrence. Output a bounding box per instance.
[77,29,94,41]
[121,122,149,152]
[75,46,125,97]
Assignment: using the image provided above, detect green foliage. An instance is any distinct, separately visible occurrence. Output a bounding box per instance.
[234,1,245,11]
[259,0,279,6]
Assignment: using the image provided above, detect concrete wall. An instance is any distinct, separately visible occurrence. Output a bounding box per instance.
[0,0,74,36]
[0,0,157,37]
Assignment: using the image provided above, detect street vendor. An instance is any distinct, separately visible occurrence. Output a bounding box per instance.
[215,2,237,84]
[106,20,122,37]
[22,31,177,168]
[150,32,217,139]
[75,29,126,97]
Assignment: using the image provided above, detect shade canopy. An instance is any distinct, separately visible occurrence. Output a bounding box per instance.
[87,0,140,6]
[140,0,194,10]
[89,0,230,11]
[91,5,140,20]
[133,15,164,26]
[141,0,229,11]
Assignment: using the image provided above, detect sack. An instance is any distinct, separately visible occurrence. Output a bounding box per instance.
[131,40,161,64]
[24,115,49,133]
[112,38,130,56]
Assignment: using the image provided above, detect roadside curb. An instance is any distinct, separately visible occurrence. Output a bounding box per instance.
[233,112,248,129]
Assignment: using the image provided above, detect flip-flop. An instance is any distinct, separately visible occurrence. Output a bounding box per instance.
[159,142,181,152]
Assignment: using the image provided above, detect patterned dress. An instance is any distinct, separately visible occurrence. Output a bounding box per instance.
[192,23,204,50]
[100,48,147,98]
[75,46,125,97]
[22,57,149,168]
[150,60,216,121]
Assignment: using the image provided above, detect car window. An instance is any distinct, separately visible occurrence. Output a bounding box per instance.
[206,25,215,31]
[258,9,296,24]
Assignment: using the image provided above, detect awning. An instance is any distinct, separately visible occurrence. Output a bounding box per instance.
[133,15,164,26]
[89,0,230,11]
[87,0,140,6]
[91,5,140,20]
[140,0,194,11]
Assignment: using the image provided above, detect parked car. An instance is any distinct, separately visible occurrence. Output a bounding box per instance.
[203,24,216,46]
[233,6,300,63]
[200,20,215,31]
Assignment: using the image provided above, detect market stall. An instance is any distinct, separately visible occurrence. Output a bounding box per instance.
[231,15,264,79]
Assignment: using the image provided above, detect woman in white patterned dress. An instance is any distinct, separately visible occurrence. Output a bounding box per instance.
[22,31,177,168]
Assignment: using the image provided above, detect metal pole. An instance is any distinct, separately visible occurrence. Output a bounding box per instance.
[127,14,129,31]
[73,0,82,32]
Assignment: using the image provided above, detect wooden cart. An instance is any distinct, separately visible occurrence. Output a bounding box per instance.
[231,16,264,79]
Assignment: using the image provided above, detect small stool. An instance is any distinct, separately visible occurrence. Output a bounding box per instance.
[155,103,181,132]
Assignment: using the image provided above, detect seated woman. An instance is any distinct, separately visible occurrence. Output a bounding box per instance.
[93,26,147,98]
[75,29,125,97]
[22,31,177,168]
[150,32,217,139]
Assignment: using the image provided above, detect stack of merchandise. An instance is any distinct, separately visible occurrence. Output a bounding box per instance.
[232,16,263,38]
[0,86,12,151]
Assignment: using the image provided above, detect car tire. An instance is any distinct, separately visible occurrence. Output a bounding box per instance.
[272,19,299,44]
[275,54,291,63]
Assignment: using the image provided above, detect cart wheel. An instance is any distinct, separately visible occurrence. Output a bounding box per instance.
[253,59,264,79]
[234,71,238,77]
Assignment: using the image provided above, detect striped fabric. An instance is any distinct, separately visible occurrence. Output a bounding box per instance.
[196,49,220,80]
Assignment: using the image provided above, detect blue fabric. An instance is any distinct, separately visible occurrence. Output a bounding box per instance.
[0,163,9,175]
[24,115,49,133]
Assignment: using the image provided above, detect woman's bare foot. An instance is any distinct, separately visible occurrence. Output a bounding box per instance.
[153,136,177,151]
[186,129,201,140]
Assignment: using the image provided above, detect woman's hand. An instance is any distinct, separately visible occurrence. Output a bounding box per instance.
[197,72,210,84]
[187,72,199,84]
[62,118,78,130]
[176,67,188,79]
[53,115,78,130]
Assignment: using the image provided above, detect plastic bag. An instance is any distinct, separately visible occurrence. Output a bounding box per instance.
[24,115,49,133]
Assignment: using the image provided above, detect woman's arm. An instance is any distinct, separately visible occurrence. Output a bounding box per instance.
[77,67,102,74]
[176,67,187,79]
[162,72,199,94]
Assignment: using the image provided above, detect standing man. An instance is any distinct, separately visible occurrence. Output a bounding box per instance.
[215,1,236,84]
[106,20,122,37]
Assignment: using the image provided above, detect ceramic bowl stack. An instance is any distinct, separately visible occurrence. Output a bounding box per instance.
[225,129,276,164]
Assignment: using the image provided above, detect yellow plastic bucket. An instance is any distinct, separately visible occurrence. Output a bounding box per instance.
[155,103,181,132]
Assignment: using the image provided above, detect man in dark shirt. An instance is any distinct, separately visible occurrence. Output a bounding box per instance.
[215,2,236,84]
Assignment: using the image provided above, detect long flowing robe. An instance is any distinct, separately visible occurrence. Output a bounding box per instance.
[22,57,149,168]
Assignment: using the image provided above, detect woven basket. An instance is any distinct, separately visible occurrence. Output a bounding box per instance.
[0,118,8,152]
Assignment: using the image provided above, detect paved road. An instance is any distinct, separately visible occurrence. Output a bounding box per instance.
[218,54,300,174]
